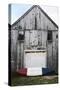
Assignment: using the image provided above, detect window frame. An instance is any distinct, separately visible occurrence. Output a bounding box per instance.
[47,30,52,42]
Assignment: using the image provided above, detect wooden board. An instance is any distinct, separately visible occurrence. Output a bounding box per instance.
[24,50,47,68]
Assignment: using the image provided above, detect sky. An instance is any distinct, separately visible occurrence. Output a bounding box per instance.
[11,4,59,25]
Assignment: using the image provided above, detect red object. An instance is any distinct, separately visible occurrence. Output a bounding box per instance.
[17,68,27,76]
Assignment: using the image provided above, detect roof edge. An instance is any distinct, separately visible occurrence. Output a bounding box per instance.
[12,5,35,26]
[12,5,58,28]
[37,5,58,28]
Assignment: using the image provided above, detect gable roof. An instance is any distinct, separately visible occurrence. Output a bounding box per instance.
[12,5,58,28]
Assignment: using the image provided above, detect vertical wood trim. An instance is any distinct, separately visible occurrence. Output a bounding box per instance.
[23,29,25,67]
[46,40,48,68]
[52,31,53,70]
[22,41,24,68]
[41,30,42,46]
[29,30,30,47]
[16,30,19,70]
[17,40,19,70]
[41,30,42,47]
[16,41,18,70]
[46,30,48,68]
[20,42,24,68]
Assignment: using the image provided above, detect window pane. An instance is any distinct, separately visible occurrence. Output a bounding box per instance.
[47,30,52,41]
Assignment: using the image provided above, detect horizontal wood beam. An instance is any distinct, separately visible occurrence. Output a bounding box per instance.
[11,29,58,31]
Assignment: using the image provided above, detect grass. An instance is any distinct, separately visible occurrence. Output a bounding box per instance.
[11,72,58,86]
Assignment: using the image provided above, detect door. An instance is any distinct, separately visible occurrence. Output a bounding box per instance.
[24,50,47,68]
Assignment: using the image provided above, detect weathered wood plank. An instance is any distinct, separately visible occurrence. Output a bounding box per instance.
[12,6,58,31]
[11,30,18,71]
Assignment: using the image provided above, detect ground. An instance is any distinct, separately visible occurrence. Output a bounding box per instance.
[11,73,58,86]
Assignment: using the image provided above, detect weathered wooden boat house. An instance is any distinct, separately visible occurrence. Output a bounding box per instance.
[11,5,58,75]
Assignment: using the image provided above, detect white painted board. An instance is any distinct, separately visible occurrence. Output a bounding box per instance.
[24,50,47,68]
[27,68,42,76]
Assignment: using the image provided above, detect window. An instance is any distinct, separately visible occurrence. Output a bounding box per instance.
[47,30,52,42]
[56,34,58,39]
[35,16,37,30]
[18,34,24,40]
